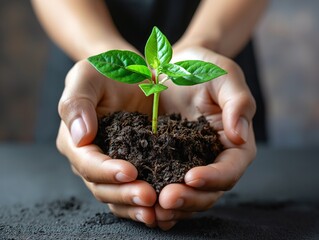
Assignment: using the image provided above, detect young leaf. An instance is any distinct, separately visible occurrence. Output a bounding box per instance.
[171,60,227,86]
[139,83,168,96]
[160,63,191,78]
[88,50,148,84]
[145,27,172,69]
[126,65,152,80]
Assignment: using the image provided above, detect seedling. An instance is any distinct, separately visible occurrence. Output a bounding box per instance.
[88,26,227,134]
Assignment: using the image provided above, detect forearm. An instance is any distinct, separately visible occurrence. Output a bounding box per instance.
[31,0,135,61]
[175,0,269,58]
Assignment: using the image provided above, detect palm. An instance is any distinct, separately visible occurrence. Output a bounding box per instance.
[57,50,257,230]
[160,81,221,120]
[81,60,153,118]
[159,47,227,123]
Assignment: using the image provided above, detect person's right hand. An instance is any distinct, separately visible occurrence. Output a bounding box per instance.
[56,60,158,226]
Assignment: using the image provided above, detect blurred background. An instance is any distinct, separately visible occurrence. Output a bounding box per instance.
[0,0,318,146]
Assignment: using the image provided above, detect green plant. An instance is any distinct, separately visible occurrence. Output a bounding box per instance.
[88,26,227,134]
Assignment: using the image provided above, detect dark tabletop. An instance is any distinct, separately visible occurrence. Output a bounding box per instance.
[1,144,319,239]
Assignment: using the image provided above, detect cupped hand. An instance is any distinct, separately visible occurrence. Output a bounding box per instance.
[155,46,257,230]
[56,60,157,226]
[57,47,257,230]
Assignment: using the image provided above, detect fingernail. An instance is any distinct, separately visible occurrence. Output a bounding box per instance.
[172,198,184,208]
[235,117,249,143]
[159,221,177,231]
[135,213,146,223]
[115,172,135,182]
[185,178,205,188]
[133,196,146,206]
[70,117,87,145]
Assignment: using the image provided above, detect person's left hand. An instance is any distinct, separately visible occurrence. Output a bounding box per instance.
[152,46,257,230]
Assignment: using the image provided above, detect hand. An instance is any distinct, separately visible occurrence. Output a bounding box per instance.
[57,47,256,230]
[154,46,257,230]
[56,60,158,226]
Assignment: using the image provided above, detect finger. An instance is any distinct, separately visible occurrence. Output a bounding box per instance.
[155,203,194,231]
[211,59,256,144]
[185,125,256,191]
[218,130,238,149]
[57,122,138,184]
[108,203,156,225]
[75,149,138,184]
[155,203,193,222]
[58,60,105,146]
[157,221,178,231]
[206,113,223,131]
[85,180,157,207]
[158,184,223,212]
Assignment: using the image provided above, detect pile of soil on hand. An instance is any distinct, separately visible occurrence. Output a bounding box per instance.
[94,111,224,193]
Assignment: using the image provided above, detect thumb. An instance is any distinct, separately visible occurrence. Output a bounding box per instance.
[222,92,256,145]
[218,63,256,145]
[58,60,100,146]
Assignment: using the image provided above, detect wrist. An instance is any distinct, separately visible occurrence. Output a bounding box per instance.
[173,32,221,54]
[77,38,138,60]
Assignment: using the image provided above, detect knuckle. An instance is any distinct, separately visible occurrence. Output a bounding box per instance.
[78,162,93,183]
[247,94,257,117]
[108,204,115,212]
[108,204,119,216]
[239,91,256,115]
[223,174,239,191]
[70,165,80,176]
[55,124,67,154]
[56,134,64,154]
[194,200,215,212]
[120,193,130,205]
[58,96,79,120]
[210,165,237,191]
[57,97,68,119]
[202,201,215,211]
[109,205,125,219]
[92,189,102,202]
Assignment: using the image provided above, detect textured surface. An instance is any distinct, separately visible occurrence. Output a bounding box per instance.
[1,196,319,240]
[1,144,319,239]
[95,112,223,193]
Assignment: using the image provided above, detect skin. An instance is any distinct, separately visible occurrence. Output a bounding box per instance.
[32,0,267,230]
[31,0,268,60]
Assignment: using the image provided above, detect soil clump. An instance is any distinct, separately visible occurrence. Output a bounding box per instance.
[94,111,224,193]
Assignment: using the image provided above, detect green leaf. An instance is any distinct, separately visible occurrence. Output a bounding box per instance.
[139,83,168,96]
[145,26,172,69]
[126,65,152,80]
[171,60,227,86]
[160,63,191,78]
[88,50,148,84]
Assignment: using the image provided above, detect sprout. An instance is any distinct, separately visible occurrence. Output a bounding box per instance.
[88,26,227,134]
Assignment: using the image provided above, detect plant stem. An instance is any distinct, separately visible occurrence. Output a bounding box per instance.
[152,92,160,134]
[152,71,160,134]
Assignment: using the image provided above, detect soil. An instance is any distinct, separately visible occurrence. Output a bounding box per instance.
[94,111,224,193]
[1,196,319,239]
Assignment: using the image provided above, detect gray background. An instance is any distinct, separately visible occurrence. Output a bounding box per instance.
[1,0,319,146]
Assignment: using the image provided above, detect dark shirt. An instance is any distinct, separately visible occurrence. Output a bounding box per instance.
[105,0,201,52]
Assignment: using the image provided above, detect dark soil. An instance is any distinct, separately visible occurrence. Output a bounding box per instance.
[94,111,224,193]
[2,196,319,240]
